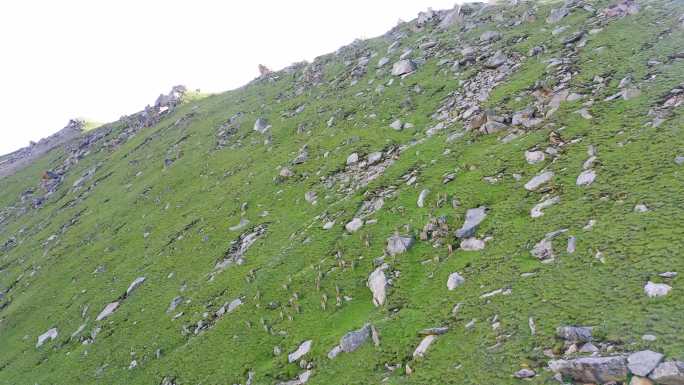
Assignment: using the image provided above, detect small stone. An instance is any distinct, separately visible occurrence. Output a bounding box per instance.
[368,266,387,306]
[305,191,317,204]
[447,272,465,291]
[642,334,657,342]
[345,218,363,233]
[327,345,342,359]
[634,204,649,212]
[386,234,414,255]
[460,237,485,251]
[346,153,359,165]
[531,238,554,261]
[413,335,436,358]
[580,342,599,353]
[525,150,546,164]
[96,302,120,321]
[557,326,592,342]
[390,119,403,130]
[576,169,597,186]
[36,328,58,348]
[367,152,382,165]
[417,189,429,208]
[567,236,577,253]
[126,277,146,296]
[644,281,671,297]
[531,196,560,218]
[675,156,684,166]
[525,171,554,191]
[514,368,536,378]
[288,340,313,363]
[253,118,271,134]
[659,272,678,278]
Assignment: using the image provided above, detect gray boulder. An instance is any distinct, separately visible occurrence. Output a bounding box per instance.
[525,171,554,191]
[254,118,271,134]
[340,324,371,352]
[557,326,593,342]
[548,356,628,383]
[386,234,414,255]
[455,206,487,238]
[628,350,664,377]
[391,60,417,76]
[650,361,684,385]
[485,51,507,68]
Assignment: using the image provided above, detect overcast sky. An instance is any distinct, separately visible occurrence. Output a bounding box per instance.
[0,0,461,155]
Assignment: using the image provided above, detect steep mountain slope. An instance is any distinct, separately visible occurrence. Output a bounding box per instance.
[1,1,684,384]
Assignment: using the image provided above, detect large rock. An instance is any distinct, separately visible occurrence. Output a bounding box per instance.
[288,340,312,363]
[525,171,554,191]
[36,328,58,348]
[549,356,628,383]
[391,60,417,76]
[368,266,387,306]
[340,324,371,353]
[455,206,487,238]
[386,234,414,255]
[650,361,684,385]
[628,350,664,377]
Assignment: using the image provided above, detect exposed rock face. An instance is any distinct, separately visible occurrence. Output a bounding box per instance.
[215,224,267,270]
[549,356,628,383]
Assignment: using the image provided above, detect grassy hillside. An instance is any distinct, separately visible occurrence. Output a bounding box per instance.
[1,1,684,384]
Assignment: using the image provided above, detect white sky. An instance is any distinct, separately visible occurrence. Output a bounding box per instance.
[0,0,460,155]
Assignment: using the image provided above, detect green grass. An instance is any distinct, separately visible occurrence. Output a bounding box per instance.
[1,1,683,384]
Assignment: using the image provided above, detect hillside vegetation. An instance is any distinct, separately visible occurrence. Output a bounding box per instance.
[1,1,684,384]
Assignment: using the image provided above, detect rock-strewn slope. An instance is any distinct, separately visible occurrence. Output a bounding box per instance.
[1,1,684,384]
